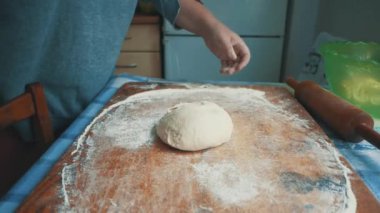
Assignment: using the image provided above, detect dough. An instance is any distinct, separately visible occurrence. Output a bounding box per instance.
[156,101,233,151]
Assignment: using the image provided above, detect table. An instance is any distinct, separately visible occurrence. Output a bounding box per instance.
[1,74,379,212]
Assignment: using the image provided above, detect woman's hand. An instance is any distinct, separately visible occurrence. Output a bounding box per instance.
[202,23,251,75]
[175,0,251,75]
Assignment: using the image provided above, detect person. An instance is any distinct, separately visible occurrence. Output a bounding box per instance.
[0,0,250,141]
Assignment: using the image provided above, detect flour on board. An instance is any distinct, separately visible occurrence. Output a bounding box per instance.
[59,86,356,212]
[192,161,259,204]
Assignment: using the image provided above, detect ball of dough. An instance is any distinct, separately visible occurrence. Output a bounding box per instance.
[156,101,233,151]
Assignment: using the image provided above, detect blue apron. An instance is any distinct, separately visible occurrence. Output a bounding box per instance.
[0,0,179,141]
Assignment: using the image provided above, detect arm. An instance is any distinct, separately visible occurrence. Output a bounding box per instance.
[175,0,251,75]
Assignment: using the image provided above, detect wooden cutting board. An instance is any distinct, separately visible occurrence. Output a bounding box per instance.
[18,82,379,212]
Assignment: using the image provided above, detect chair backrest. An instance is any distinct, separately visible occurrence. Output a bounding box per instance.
[0,83,54,144]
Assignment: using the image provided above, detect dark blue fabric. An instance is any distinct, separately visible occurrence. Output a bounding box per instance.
[0,0,180,141]
[153,0,180,26]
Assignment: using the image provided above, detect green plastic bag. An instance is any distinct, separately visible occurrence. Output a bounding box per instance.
[320,41,380,119]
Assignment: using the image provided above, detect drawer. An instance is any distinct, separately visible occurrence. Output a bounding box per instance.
[115,52,161,77]
[164,0,288,36]
[121,24,160,51]
[163,36,283,82]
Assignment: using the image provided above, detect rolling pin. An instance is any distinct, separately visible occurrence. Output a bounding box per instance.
[286,78,380,149]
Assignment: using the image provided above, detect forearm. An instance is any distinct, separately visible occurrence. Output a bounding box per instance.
[173,0,251,74]
[175,0,223,37]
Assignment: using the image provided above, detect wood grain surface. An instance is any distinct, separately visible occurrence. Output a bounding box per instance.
[18,82,379,212]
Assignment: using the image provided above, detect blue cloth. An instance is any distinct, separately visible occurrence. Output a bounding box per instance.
[333,128,380,200]
[0,0,180,141]
[1,74,379,212]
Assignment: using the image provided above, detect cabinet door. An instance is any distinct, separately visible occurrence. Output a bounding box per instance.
[163,36,283,82]
[115,52,161,78]
[164,0,288,36]
[121,24,160,51]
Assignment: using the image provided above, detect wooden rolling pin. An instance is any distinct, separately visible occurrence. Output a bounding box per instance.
[286,78,380,149]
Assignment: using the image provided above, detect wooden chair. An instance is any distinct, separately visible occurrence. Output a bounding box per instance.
[0,83,55,196]
[0,82,54,144]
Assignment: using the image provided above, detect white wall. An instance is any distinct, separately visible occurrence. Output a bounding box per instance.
[282,0,380,81]
[282,0,320,80]
[317,0,380,42]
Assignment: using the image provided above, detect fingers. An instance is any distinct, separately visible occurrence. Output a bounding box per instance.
[203,27,250,75]
[233,42,251,72]
[221,60,236,75]
[220,41,251,75]
[226,45,238,61]
[220,44,239,75]
[220,46,238,75]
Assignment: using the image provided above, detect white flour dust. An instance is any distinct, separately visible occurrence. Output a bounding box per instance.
[193,161,259,204]
[58,86,357,212]
[72,87,271,152]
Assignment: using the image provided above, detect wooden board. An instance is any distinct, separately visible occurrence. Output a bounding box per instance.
[18,82,379,212]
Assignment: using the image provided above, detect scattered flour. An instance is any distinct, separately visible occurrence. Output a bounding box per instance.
[192,161,259,204]
[72,87,272,152]
[59,85,356,212]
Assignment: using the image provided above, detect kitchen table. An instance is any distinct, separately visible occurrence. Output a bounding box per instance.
[0,74,379,212]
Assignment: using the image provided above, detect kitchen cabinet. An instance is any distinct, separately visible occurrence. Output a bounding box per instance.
[163,0,288,82]
[115,15,162,78]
